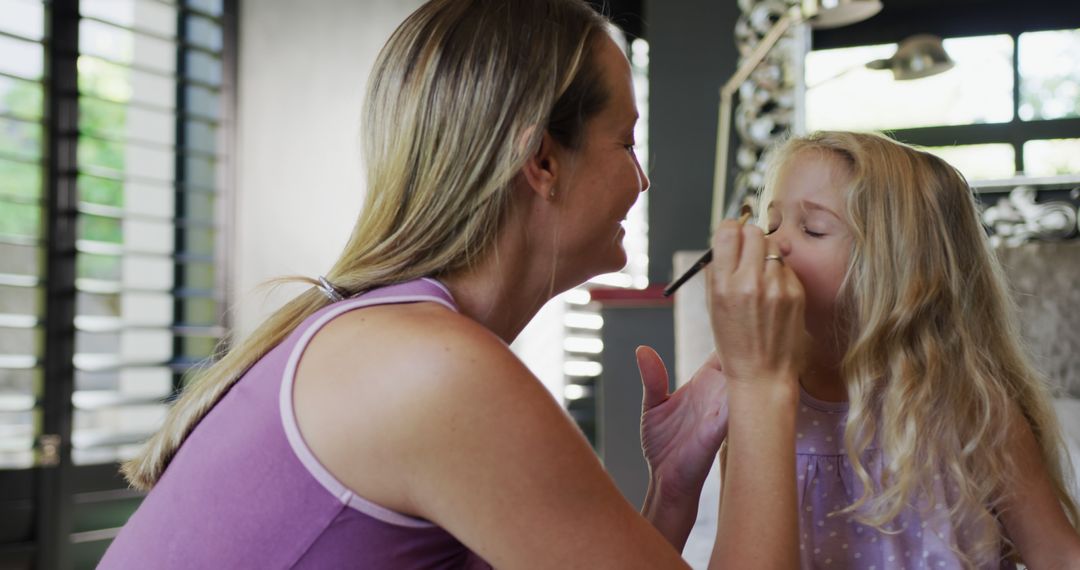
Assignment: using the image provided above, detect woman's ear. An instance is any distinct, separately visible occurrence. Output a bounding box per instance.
[520,131,560,201]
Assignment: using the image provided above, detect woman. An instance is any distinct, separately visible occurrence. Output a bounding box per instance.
[101,1,805,567]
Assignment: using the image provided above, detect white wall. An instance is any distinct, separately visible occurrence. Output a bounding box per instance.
[234,0,424,337]
[232,0,566,400]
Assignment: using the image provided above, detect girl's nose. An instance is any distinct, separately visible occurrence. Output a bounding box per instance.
[765,231,792,257]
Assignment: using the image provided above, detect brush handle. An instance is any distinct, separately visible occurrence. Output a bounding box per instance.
[662,249,713,297]
[662,212,751,297]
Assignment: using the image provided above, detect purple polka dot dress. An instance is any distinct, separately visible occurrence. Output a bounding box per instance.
[795,387,1017,569]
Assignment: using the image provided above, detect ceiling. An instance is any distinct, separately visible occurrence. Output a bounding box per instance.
[814,0,1080,48]
[590,0,1079,45]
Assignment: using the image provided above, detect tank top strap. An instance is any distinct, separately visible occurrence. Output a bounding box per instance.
[336,277,457,313]
[277,276,459,529]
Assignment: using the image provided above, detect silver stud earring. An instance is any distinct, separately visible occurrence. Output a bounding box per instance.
[549,187,556,200]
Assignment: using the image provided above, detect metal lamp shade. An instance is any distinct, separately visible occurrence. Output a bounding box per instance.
[805,0,883,29]
[867,34,956,80]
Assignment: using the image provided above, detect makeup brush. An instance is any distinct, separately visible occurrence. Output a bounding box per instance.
[662,210,752,297]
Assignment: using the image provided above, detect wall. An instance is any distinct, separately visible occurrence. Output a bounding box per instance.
[233,0,423,337]
[644,0,741,285]
[597,302,675,508]
[232,0,566,398]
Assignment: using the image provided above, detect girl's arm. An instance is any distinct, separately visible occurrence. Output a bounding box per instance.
[1001,408,1080,569]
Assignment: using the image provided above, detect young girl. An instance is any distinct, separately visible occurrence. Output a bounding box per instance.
[751,131,1080,569]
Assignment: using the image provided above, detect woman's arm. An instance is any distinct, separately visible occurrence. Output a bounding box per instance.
[711,380,799,569]
[297,305,691,569]
[705,219,805,570]
[406,325,692,569]
[1000,408,1080,569]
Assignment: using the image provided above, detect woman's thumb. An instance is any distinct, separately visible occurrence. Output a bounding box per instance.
[636,345,670,411]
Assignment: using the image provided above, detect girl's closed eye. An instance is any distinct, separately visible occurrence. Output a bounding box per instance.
[764,220,827,238]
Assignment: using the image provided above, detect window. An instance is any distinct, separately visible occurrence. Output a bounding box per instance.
[923,143,1016,181]
[0,0,234,566]
[1019,29,1080,122]
[1024,138,1080,177]
[806,28,1080,182]
[807,35,1014,132]
[0,0,47,472]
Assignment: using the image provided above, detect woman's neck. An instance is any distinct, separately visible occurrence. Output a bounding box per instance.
[438,223,563,345]
[439,270,549,345]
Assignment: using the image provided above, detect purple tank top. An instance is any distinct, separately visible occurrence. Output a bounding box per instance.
[101,278,492,569]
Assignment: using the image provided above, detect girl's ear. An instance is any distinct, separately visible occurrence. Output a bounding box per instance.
[520,131,561,201]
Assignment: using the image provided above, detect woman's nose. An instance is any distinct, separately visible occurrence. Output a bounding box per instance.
[635,156,650,193]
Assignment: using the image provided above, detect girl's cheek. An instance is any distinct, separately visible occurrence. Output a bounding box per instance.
[794,265,842,313]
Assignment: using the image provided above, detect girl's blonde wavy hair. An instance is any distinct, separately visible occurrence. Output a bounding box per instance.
[123,0,611,491]
[760,131,1079,567]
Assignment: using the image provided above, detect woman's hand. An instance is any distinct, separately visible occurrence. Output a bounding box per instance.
[706,220,806,388]
[638,346,728,550]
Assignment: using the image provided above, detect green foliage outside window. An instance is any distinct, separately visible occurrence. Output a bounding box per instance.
[0,79,44,241]
[0,59,129,268]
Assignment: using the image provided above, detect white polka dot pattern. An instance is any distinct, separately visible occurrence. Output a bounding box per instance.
[794,387,1016,569]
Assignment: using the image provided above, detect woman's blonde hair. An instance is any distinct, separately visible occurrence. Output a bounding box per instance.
[760,131,1079,567]
[123,0,611,491]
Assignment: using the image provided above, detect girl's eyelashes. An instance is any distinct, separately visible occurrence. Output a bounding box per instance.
[764,222,826,238]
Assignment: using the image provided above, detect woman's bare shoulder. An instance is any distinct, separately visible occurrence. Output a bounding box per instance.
[292,300,559,514]
[304,300,521,380]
